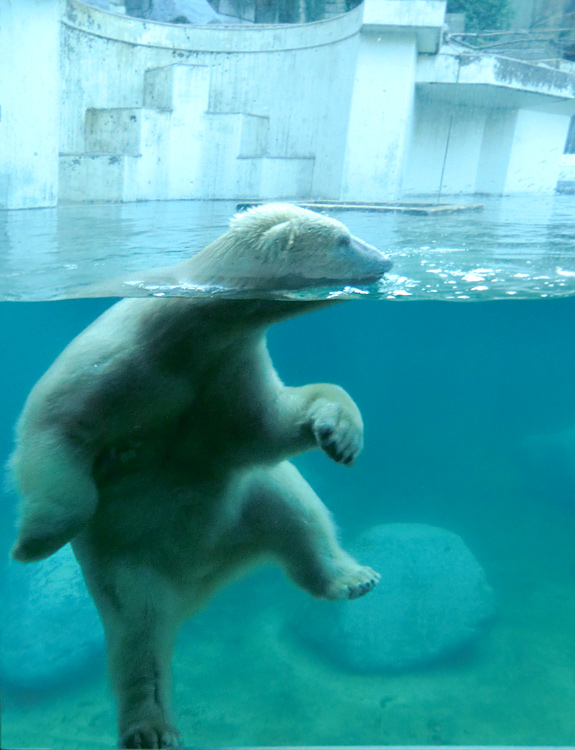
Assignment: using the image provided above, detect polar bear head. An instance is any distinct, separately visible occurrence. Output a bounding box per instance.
[185,203,392,291]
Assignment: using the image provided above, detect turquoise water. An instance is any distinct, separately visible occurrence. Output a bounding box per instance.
[1,198,575,748]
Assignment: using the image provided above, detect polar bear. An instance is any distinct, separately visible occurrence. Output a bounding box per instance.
[10,204,391,749]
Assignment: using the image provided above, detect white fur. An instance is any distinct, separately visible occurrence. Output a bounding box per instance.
[11,204,382,749]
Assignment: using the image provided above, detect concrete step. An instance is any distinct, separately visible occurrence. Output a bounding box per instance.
[59,153,132,202]
[59,152,316,203]
[144,64,211,115]
[256,155,315,199]
[69,106,172,201]
[61,58,310,202]
[85,108,141,156]
[161,111,271,199]
[59,151,178,203]
[85,107,171,157]
[236,113,270,158]
[193,112,268,198]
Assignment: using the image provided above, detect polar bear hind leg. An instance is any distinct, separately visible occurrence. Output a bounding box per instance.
[241,462,380,601]
[11,431,98,562]
[71,542,185,750]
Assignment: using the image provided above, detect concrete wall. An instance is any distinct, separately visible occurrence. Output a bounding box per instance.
[475,109,518,194]
[403,94,573,197]
[504,110,572,192]
[3,0,575,207]
[58,0,362,202]
[341,0,446,201]
[0,0,60,209]
[342,31,418,201]
[404,51,575,196]
[317,2,575,201]
[402,96,488,196]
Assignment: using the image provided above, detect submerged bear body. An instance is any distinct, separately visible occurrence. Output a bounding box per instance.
[10,204,391,748]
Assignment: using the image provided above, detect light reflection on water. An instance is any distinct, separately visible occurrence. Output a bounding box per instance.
[1,195,574,301]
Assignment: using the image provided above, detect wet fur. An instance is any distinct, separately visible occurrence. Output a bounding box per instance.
[10,205,387,748]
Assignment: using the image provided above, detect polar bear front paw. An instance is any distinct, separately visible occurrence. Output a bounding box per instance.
[310,400,363,466]
[119,722,182,749]
[324,565,381,601]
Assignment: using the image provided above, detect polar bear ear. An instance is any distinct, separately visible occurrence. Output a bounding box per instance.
[259,220,297,259]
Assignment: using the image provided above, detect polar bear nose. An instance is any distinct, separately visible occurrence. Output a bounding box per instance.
[350,235,393,277]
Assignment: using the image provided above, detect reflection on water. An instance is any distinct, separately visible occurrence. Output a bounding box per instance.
[1,195,574,301]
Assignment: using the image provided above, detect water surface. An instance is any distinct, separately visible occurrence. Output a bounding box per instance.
[2,195,574,301]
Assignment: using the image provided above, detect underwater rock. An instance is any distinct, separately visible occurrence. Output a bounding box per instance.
[293,523,495,673]
[521,426,575,506]
[0,544,104,690]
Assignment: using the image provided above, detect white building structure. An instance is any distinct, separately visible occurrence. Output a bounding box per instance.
[0,0,61,208]
[2,0,575,208]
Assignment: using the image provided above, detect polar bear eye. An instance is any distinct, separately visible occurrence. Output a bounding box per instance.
[336,235,351,249]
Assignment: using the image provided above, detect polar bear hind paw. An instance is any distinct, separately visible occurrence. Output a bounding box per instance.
[325,565,381,601]
[119,723,182,749]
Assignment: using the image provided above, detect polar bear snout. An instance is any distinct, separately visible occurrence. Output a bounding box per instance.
[351,235,393,278]
[332,234,392,286]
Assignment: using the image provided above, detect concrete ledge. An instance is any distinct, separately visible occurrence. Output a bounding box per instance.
[63,0,364,52]
[417,50,575,109]
[362,0,446,53]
